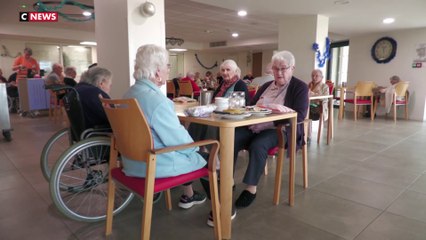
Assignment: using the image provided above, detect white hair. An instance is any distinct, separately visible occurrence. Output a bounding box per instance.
[133,44,169,81]
[220,59,240,77]
[271,51,296,67]
[80,67,112,87]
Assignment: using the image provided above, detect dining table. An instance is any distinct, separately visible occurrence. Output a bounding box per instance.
[174,102,298,239]
[309,94,334,144]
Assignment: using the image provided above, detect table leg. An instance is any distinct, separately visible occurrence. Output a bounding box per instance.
[288,116,296,206]
[339,87,345,120]
[327,96,333,144]
[219,127,235,239]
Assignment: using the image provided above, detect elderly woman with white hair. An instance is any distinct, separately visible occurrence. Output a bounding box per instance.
[75,66,112,129]
[122,44,207,209]
[233,50,309,209]
[188,59,249,141]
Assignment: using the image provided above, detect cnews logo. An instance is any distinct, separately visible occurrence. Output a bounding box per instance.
[20,12,58,22]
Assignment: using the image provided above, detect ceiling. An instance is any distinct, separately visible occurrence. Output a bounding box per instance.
[1,0,426,51]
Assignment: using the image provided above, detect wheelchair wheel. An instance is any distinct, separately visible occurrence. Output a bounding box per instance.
[49,136,134,222]
[40,128,73,181]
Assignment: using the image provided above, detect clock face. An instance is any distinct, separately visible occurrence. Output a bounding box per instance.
[371,37,397,64]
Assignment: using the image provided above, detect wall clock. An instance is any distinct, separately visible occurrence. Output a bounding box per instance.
[371,37,397,64]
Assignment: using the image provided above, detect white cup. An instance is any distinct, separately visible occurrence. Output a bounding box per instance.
[215,97,229,111]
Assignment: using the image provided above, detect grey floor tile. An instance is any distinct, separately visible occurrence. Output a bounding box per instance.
[278,190,382,239]
[409,173,426,194]
[355,212,426,240]
[387,190,426,223]
[312,173,404,209]
[342,161,420,188]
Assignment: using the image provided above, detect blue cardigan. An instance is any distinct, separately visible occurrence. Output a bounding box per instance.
[251,76,309,148]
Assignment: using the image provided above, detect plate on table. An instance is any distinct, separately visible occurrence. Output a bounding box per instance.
[245,106,272,116]
[173,96,197,103]
[214,112,252,120]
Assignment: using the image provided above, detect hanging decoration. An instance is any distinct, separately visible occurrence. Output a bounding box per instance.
[312,37,331,67]
[195,54,218,70]
[0,45,21,58]
[33,0,95,22]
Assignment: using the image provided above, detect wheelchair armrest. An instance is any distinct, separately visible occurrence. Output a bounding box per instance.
[153,139,220,172]
[81,127,112,139]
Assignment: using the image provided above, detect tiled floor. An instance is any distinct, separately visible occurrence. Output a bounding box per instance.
[1,110,426,240]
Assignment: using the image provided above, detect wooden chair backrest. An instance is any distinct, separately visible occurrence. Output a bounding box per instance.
[166,80,175,95]
[394,81,409,98]
[354,81,375,97]
[101,98,153,161]
[178,80,193,96]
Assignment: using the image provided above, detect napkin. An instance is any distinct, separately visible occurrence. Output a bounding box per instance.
[259,104,295,113]
[173,96,196,103]
[184,104,217,117]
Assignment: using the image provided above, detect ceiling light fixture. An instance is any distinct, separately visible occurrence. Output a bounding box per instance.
[82,11,92,17]
[166,37,184,46]
[383,18,395,24]
[238,10,247,17]
[169,48,188,52]
[80,41,97,46]
[232,32,239,38]
[334,0,350,5]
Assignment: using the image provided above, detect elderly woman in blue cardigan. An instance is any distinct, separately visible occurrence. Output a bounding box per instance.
[233,50,309,208]
[122,44,207,210]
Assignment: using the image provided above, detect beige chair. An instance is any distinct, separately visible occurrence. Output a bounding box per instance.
[178,80,194,98]
[101,98,222,240]
[342,81,376,121]
[373,81,410,122]
[392,81,410,122]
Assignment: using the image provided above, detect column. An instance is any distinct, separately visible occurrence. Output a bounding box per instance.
[94,0,166,98]
[278,15,329,82]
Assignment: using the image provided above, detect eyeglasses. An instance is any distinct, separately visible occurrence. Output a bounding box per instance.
[272,65,291,73]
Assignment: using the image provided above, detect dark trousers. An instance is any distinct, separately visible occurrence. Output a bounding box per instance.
[234,127,278,186]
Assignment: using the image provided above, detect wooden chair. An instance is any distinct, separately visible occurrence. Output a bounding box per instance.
[166,80,175,99]
[265,120,309,189]
[48,89,64,122]
[374,81,410,122]
[342,81,376,121]
[391,81,409,122]
[178,80,194,98]
[101,98,222,240]
[316,84,334,144]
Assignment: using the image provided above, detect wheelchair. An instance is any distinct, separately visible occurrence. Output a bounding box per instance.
[41,85,134,222]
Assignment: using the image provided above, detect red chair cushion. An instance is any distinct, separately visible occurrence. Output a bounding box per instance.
[111,167,208,197]
[268,146,279,156]
[344,99,372,104]
[395,100,407,105]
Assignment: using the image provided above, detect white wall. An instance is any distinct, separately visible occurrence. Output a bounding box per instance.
[347,27,426,121]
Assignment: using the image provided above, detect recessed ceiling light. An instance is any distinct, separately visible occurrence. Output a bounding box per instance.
[383,18,395,24]
[169,48,187,52]
[334,0,350,5]
[82,11,92,17]
[237,10,247,17]
[232,32,239,38]
[80,41,97,46]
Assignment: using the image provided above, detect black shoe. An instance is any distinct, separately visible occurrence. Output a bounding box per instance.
[200,178,235,200]
[207,207,236,227]
[235,190,256,209]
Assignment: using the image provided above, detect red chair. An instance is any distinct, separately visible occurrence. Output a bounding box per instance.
[248,85,259,102]
[342,81,376,121]
[101,98,222,240]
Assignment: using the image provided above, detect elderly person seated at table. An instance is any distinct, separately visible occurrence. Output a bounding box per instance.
[308,69,329,121]
[122,44,208,209]
[75,66,112,129]
[233,50,309,209]
[188,59,249,141]
[180,71,201,98]
[374,75,401,113]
